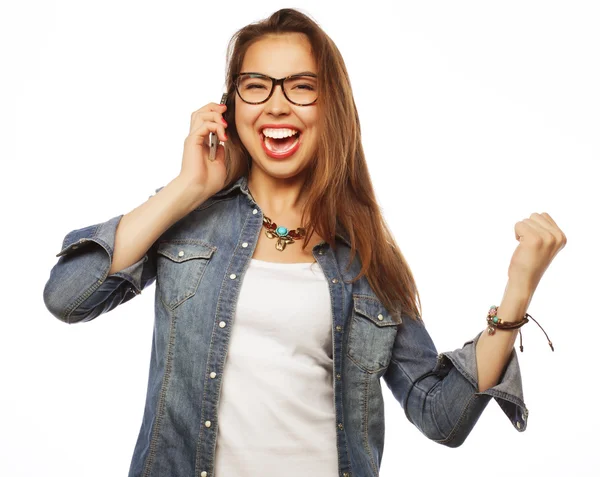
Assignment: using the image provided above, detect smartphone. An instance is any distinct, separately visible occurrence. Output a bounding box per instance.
[209,92,228,161]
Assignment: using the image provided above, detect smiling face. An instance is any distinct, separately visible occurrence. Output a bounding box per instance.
[235,33,319,181]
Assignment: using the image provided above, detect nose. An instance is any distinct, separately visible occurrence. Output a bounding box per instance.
[264,83,290,116]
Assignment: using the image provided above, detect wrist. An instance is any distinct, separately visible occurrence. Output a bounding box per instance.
[498,282,532,324]
[170,176,209,213]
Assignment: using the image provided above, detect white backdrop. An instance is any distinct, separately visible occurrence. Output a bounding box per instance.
[2,1,599,476]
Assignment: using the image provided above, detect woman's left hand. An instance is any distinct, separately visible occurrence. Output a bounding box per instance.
[508,212,567,294]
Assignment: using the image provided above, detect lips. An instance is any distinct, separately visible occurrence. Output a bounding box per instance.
[258,125,302,159]
[259,130,301,159]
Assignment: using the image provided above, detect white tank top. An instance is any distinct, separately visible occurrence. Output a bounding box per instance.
[214,258,338,476]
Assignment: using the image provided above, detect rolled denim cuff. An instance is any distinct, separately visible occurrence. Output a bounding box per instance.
[439,331,529,432]
[55,214,149,290]
[45,214,149,322]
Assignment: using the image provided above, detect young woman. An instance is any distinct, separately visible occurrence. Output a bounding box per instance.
[43,8,566,477]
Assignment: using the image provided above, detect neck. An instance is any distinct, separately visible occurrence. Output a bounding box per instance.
[247,167,308,218]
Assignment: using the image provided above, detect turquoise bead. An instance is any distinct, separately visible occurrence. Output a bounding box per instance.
[493,317,499,324]
[276,226,288,236]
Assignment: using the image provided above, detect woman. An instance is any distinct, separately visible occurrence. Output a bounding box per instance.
[43,8,566,477]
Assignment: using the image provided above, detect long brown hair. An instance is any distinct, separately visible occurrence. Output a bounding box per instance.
[221,8,422,323]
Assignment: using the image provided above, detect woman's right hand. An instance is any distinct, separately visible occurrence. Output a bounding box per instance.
[178,102,229,201]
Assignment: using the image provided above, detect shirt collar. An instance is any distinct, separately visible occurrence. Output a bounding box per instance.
[214,175,352,248]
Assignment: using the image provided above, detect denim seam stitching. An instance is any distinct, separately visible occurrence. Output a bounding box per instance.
[324,251,346,477]
[348,294,395,374]
[439,352,478,389]
[361,373,379,475]
[195,209,253,475]
[194,195,235,212]
[156,245,213,310]
[142,307,178,477]
[433,393,477,445]
[63,280,102,324]
[389,358,433,395]
[63,237,113,322]
[328,247,353,477]
[430,383,446,439]
[478,388,526,411]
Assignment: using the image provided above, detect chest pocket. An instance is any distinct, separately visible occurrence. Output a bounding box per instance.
[347,294,400,373]
[156,240,216,310]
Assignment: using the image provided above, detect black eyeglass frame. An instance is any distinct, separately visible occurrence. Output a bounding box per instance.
[233,72,318,106]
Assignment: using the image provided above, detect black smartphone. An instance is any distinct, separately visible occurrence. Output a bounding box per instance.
[209,92,228,161]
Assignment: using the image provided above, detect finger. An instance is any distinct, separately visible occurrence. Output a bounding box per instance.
[189,121,228,148]
[193,111,228,127]
[192,102,228,114]
[527,213,555,233]
[539,212,558,228]
[514,220,535,241]
[527,213,566,248]
[517,218,556,248]
[538,212,567,248]
[190,111,229,135]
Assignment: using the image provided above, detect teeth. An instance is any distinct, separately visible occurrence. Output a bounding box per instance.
[264,135,299,153]
[262,128,299,139]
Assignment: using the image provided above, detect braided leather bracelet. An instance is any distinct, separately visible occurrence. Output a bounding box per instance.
[486,305,554,352]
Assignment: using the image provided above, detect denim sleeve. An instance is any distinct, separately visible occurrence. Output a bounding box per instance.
[43,206,159,324]
[382,314,528,447]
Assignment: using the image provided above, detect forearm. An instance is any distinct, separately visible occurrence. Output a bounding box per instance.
[109,176,208,275]
[475,280,533,392]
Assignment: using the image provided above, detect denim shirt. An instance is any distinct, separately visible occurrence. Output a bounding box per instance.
[43,175,528,477]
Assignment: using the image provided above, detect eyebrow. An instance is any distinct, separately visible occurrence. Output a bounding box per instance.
[241,71,317,77]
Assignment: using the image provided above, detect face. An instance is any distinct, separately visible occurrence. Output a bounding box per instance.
[235,33,319,181]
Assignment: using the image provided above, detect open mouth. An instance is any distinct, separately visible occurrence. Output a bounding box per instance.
[259,128,301,157]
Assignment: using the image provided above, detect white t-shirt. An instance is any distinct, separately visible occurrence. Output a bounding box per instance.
[214,258,338,476]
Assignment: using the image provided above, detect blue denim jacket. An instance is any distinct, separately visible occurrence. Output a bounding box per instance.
[44,175,528,477]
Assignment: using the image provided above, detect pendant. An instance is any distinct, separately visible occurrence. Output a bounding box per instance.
[275,237,294,251]
[262,215,305,252]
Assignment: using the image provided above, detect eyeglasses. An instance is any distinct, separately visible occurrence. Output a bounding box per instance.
[233,72,318,106]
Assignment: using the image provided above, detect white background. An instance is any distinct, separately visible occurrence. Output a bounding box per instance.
[2,1,599,476]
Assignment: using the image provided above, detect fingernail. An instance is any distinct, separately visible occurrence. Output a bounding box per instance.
[221,118,228,126]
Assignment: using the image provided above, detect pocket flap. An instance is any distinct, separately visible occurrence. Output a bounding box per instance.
[353,294,401,327]
[157,240,216,263]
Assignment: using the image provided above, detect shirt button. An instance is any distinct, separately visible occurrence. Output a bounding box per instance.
[337,423,344,430]
[252,209,258,215]
[332,278,338,283]
[516,421,522,429]
[335,325,342,331]
[336,373,341,380]
[318,250,324,255]
[230,273,237,279]
[210,372,216,378]
[242,242,249,248]
[377,314,384,321]
[219,321,226,328]
[201,472,208,477]
[205,420,211,428]
[178,251,184,257]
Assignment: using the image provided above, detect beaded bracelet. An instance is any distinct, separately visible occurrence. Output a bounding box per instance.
[486,305,554,352]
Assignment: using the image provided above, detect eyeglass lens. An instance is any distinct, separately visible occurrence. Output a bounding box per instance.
[236,74,317,105]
